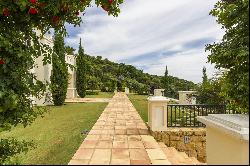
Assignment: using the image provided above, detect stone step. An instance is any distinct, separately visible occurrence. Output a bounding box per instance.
[158,142,206,165]
[168,147,193,164]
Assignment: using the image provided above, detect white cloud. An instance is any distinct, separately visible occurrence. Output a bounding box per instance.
[65,0,224,83]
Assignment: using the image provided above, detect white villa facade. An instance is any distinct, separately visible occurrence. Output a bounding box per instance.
[31,31,77,106]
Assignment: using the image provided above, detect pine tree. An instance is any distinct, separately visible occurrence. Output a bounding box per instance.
[76,38,87,97]
[50,30,68,106]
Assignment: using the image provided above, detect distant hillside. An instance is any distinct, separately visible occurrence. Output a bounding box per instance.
[82,54,197,98]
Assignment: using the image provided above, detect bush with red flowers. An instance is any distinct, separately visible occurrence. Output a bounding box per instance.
[0,0,123,164]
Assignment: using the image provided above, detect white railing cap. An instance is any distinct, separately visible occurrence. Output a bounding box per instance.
[197,114,249,141]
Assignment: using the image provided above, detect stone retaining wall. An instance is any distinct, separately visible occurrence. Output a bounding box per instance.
[151,128,206,163]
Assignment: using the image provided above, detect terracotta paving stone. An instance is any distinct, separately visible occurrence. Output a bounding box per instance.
[111,159,130,165]
[151,159,171,165]
[101,130,110,135]
[107,129,115,135]
[143,140,160,149]
[139,129,150,135]
[96,140,113,148]
[92,125,104,130]
[130,160,151,165]
[90,149,111,164]
[113,140,129,149]
[115,129,127,135]
[128,135,141,141]
[127,129,139,135]
[68,93,178,165]
[99,135,113,141]
[94,122,106,126]
[104,126,114,130]
[146,149,167,160]
[140,135,156,142]
[84,135,100,141]
[88,130,102,135]
[114,135,128,141]
[68,159,89,165]
[128,141,145,149]
[80,140,98,149]
[129,149,150,160]
[72,148,94,160]
[115,126,127,130]
[112,149,130,159]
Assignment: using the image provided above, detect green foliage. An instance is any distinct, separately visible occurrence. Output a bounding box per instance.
[0,138,35,165]
[195,77,226,105]
[80,54,197,96]
[0,0,123,163]
[86,90,99,95]
[76,39,87,98]
[87,76,100,92]
[65,46,75,55]
[206,0,249,113]
[50,31,68,106]
[202,66,208,84]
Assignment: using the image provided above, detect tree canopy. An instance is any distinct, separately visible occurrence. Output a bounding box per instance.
[0,0,123,164]
[77,54,197,97]
[206,0,249,112]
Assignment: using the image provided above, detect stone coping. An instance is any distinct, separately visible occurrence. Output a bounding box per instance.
[147,96,170,102]
[197,114,249,141]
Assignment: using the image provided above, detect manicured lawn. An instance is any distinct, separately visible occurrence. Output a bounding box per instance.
[0,103,107,165]
[86,92,114,98]
[128,94,149,122]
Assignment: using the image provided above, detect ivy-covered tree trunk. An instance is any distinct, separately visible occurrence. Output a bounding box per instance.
[50,31,68,106]
[76,39,87,98]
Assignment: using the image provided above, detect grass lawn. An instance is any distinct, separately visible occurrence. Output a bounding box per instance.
[0,103,107,165]
[86,92,114,98]
[127,94,149,122]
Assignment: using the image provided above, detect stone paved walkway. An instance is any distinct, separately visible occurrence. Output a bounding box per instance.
[68,92,171,165]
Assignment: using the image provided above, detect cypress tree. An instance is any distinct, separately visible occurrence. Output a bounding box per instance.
[50,30,68,106]
[163,65,170,95]
[202,66,208,84]
[76,38,87,97]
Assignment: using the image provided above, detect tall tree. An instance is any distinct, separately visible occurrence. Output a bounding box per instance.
[206,0,249,113]
[76,38,87,97]
[0,0,123,163]
[164,65,168,77]
[163,65,170,96]
[50,30,68,106]
[202,66,208,85]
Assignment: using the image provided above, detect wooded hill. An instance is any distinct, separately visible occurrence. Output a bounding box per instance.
[81,54,197,98]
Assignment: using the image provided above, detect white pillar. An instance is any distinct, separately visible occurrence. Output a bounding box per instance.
[178,91,197,104]
[125,87,129,94]
[148,96,170,131]
[154,89,165,96]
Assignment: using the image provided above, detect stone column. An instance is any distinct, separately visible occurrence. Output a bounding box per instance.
[178,91,197,104]
[148,96,170,131]
[125,87,129,94]
[154,89,165,96]
[198,114,249,165]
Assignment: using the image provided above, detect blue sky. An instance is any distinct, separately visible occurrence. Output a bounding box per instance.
[65,0,224,83]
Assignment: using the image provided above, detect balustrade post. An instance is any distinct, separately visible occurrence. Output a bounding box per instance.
[147,96,170,131]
